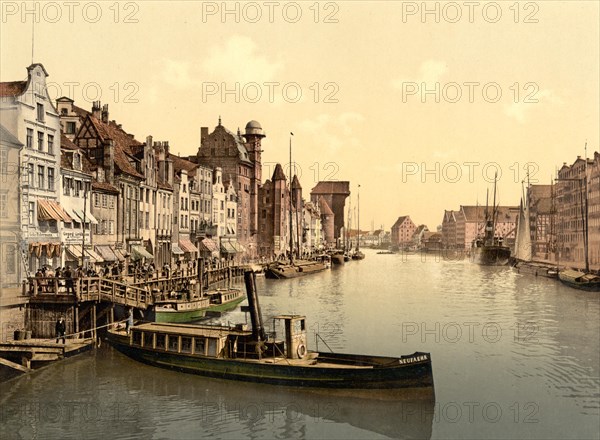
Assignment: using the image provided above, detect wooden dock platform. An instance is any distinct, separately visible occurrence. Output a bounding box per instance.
[0,338,95,373]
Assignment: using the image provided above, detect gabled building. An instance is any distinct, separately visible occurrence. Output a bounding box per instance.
[72,101,146,265]
[391,216,417,246]
[194,118,265,258]
[0,64,67,275]
[556,153,600,269]
[59,135,101,268]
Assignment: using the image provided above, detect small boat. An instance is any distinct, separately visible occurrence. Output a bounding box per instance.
[330,251,345,265]
[377,251,395,255]
[108,270,435,399]
[265,260,328,279]
[205,288,245,312]
[351,250,365,260]
[152,295,210,323]
[558,269,600,292]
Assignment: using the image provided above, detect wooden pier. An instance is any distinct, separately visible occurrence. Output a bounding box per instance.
[0,261,249,375]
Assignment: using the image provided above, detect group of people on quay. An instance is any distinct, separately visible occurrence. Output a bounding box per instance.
[30,256,248,295]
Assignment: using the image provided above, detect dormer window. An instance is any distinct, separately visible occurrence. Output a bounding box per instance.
[73,152,81,170]
[61,108,67,115]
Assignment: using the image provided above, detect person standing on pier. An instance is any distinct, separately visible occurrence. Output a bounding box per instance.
[126,309,134,335]
[65,267,75,294]
[55,316,66,344]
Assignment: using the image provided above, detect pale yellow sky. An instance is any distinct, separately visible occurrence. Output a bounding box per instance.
[2,1,598,229]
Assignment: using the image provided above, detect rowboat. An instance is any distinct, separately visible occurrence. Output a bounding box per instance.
[108,270,435,399]
[558,269,600,292]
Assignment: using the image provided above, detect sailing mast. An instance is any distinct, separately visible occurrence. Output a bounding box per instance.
[357,184,361,251]
[289,133,294,265]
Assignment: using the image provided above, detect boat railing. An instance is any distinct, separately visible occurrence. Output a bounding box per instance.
[314,333,334,353]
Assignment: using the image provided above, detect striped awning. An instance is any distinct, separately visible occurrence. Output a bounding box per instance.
[113,248,128,261]
[179,238,198,253]
[37,199,73,222]
[220,241,237,254]
[67,245,104,263]
[199,238,219,253]
[95,245,118,262]
[172,244,184,255]
[72,208,99,224]
[131,245,154,261]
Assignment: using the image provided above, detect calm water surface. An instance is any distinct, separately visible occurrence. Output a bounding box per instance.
[1,249,599,439]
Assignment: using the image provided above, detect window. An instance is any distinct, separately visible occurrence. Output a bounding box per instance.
[101,194,107,208]
[66,121,76,134]
[5,244,16,274]
[0,149,6,175]
[73,152,80,170]
[27,164,34,186]
[145,212,149,229]
[24,129,33,149]
[75,180,82,197]
[37,165,44,189]
[28,202,35,224]
[47,168,55,191]
[37,132,44,151]
[109,221,114,235]
[94,193,99,207]
[36,103,44,122]
[146,189,149,203]
[47,135,54,155]
[109,196,115,209]
[0,193,7,218]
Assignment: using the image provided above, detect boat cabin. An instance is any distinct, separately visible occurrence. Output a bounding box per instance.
[271,315,308,359]
[127,315,310,361]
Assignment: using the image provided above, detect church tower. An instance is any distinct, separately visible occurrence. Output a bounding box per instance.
[244,120,265,236]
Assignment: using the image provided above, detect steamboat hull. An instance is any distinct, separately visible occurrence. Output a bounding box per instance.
[108,333,434,399]
[471,246,511,266]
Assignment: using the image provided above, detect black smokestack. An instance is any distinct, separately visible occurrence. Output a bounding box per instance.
[244,270,266,342]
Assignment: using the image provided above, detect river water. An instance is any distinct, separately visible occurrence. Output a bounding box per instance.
[1,249,599,439]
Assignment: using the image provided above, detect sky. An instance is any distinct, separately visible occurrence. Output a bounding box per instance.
[1,1,598,230]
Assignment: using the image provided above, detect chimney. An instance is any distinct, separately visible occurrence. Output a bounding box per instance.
[92,101,101,119]
[101,104,109,123]
[104,139,115,185]
[201,127,208,146]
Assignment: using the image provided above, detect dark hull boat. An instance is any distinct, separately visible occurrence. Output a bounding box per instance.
[471,245,511,266]
[558,270,600,292]
[330,251,345,265]
[265,260,328,279]
[107,271,435,399]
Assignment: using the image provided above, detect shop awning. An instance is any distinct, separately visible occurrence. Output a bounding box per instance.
[199,238,219,253]
[84,247,104,263]
[38,199,73,222]
[220,241,237,254]
[65,246,80,261]
[67,245,104,263]
[95,245,118,262]
[131,245,154,261]
[172,244,184,255]
[179,238,198,253]
[113,248,128,261]
[72,208,98,224]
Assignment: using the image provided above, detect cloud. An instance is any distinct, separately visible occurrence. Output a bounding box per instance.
[299,112,365,153]
[202,35,283,83]
[161,59,194,88]
[392,59,448,89]
[504,88,562,124]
